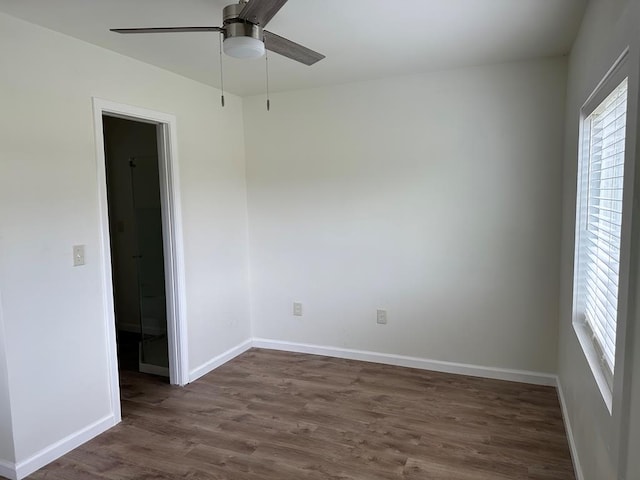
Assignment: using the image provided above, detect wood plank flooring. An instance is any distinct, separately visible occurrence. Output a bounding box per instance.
[26,349,575,479]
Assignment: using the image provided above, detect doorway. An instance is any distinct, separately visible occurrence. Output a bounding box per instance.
[103,116,169,378]
[93,99,188,420]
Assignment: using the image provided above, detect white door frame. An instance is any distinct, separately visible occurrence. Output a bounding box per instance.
[92,98,189,420]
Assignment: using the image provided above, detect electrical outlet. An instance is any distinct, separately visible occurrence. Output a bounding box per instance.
[376,309,387,325]
[293,302,303,316]
[73,245,85,266]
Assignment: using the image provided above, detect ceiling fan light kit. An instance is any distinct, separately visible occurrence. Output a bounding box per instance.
[223,34,265,59]
[111,0,325,108]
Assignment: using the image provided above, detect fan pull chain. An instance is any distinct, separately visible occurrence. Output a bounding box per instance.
[218,32,225,107]
[265,48,271,111]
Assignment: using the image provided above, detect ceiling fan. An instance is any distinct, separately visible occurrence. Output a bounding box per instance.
[110,0,325,66]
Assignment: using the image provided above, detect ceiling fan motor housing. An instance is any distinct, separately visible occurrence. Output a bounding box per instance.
[223,3,263,39]
[224,22,262,42]
[222,2,246,22]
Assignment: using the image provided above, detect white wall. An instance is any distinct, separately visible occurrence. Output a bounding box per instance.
[0,290,16,465]
[0,11,251,465]
[244,58,567,374]
[557,0,640,478]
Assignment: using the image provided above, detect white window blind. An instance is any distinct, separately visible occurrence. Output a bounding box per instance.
[576,77,628,384]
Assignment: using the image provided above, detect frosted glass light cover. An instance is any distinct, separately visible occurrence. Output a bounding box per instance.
[223,36,265,59]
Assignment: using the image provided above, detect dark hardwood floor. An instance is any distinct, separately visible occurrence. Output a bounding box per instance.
[28,349,575,479]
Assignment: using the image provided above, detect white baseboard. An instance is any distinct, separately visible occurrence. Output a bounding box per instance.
[188,339,253,383]
[251,338,557,386]
[13,414,117,480]
[0,459,16,480]
[556,377,584,480]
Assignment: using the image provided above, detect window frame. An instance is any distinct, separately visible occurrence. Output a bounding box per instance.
[572,50,633,416]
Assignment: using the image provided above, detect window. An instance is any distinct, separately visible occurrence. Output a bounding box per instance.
[573,67,629,408]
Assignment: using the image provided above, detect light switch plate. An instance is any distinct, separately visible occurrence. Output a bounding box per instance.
[293,302,303,316]
[376,309,387,325]
[73,245,85,266]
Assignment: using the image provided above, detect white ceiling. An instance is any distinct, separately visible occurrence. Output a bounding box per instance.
[0,0,586,96]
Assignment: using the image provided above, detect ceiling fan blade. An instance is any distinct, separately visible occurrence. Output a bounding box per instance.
[263,31,325,66]
[111,27,223,34]
[238,0,288,27]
